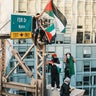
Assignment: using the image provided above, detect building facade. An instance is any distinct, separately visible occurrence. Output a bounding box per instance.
[0,0,13,34]
[4,0,96,96]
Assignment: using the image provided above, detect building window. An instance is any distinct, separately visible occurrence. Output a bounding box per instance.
[94,76,96,85]
[10,62,14,68]
[77,32,83,43]
[91,60,96,72]
[17,90,26,96]
[83,47,91,58]
[17,64,34,73]
[18,39,26,44]
[18,0,27,13]
[13,40,18,44]
[17,66,25,73]
[94,32,96,43]
[84,31,90,44]
[76,75,83,86]
[19,51,34,59]
[56,34,64,44]
[93,88,96,96]
[84,65,90,72]
[10,77,13,81]
[76,81,82,86]
[83,61,90,72]
[64,34,71,44]
[28,66,34,71]
[27,51,34,59]
[77,25,83,29]
[77,31,91,44]
[84,88,90,96]
[19,52,25,57]
[76,61,83,72]
[56,41,63,44]
[83,76,90,85]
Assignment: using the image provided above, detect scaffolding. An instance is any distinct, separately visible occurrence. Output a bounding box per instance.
[0,34,47,96]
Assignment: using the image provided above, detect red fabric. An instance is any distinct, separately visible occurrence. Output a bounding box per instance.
[52,53,57,57]
[49,60,53,64]
[44,0,52,11]
[45,31,52,42]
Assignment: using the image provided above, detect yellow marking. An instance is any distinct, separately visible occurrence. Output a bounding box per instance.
[10,32,32,39]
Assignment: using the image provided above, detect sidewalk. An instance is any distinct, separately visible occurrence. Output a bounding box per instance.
[47,85,60,96]
[46,84,85,96]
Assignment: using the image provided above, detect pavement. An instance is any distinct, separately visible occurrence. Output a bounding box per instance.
[51,89,60,96]
[47,85,60,96]
[47,84,85,96]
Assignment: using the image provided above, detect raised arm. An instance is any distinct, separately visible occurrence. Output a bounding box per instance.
[64,55,67,63]
[73,58,76,63]
[35,11,44,18]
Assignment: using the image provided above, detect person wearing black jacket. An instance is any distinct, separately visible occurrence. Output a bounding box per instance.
[49,53,60,91]
[60,77,71,96]
[32,12,44,45]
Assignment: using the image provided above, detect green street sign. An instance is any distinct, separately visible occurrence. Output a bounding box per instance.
[11,14,32,39]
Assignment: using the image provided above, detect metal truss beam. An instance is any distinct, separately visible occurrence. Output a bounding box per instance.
[11,49,33,77]
[6,43,34,79]
[2,92,23,96]
[36,45,46,96]
[0,34,10,39]
[0,36,46,96]
[2,82,37,92]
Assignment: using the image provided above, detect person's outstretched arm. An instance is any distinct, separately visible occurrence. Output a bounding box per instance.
[64,55,67,63]
[35,11,44,18]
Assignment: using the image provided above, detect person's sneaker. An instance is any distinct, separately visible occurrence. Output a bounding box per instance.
[51,87,54,90]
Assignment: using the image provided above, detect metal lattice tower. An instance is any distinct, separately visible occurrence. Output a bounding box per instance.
[0,35,46,96]
[1,39,6,77]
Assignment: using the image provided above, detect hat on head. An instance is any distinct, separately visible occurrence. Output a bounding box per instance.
[52,53,57,57]
[64,77,70,82]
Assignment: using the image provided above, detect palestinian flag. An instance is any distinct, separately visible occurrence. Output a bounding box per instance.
[44,24,56,42]
[44,0,67,33]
